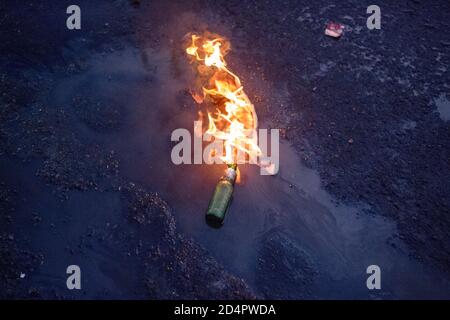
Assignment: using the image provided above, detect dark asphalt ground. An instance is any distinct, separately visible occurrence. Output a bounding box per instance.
[0,0,449,299]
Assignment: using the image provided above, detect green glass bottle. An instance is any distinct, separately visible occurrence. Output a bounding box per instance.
[206,164,237,228]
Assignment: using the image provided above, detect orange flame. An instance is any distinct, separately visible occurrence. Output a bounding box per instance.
[185,33,261,165]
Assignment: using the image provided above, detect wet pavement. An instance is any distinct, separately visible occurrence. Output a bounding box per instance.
[1,0,450,299]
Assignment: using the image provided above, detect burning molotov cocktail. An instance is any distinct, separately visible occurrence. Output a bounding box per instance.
[185,32,265,228]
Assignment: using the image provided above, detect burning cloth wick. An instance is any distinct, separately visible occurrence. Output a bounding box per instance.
[185,33,262,227]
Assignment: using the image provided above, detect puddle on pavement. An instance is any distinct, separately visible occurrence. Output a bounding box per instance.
[435,94,450,121]
[49,45,450,298]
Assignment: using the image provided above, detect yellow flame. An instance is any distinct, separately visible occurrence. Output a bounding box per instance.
[185,33,261,164]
